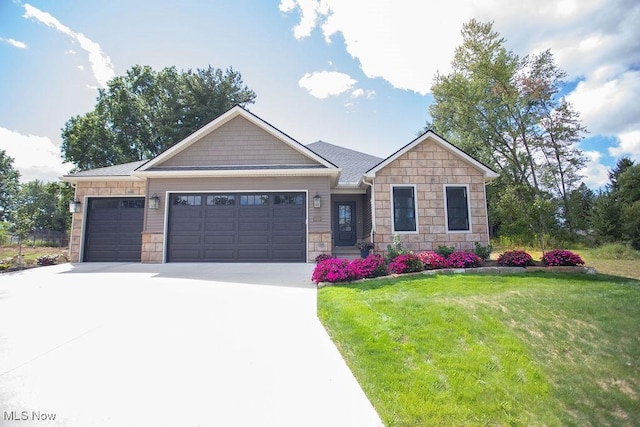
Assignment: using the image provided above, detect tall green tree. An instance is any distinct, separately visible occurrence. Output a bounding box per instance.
[0,149,20,221]
[428,20,587,245]
[61,65,256,170]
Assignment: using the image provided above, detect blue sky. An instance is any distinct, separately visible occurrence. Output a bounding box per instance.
[1,0,639,189]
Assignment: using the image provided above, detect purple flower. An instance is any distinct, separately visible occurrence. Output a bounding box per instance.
[497,250,534,267]
[541,249,584,266]
[445,251,482,268]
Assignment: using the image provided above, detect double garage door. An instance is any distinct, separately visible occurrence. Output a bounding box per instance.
[167,192,306,262]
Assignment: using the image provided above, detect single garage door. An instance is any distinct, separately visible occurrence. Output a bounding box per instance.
[167,192,306,262]
[83,197,145,262]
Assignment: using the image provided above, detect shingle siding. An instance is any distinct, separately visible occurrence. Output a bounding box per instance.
[160,116,317,167]
[373,137,490,254]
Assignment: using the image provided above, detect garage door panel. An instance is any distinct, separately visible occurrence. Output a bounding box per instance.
[203,249,235,260]
[168,192,305,262]
[239,235,268,245]
[84,197,144,262]
[205,221,235,232]
[206,209,235,218]
[239,222,269,232]
[273,222,305,232]
[204,235,235,244]
[273,234,305,245]
[171,235,202,245]
[239,209,269,218]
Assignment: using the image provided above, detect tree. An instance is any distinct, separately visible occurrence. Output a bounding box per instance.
[61,65,256,170]
[0,149,20,221]
[617,164,640,248]
[428,20,587,246]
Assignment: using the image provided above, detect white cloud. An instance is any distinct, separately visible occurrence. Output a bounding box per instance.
[609,130,640,162]
[566,68,640,137]
[23,3,114,88]
[298,71,357,99]
[0,127,72,183]
[580,151,610,189]
[279,0,330,39]
[0,37,27,49]
[350,88,375,99]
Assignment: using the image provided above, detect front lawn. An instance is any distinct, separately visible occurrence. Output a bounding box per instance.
[318,273,640,426]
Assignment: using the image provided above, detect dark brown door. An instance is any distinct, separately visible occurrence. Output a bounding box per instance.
[167,193,306,262]
[83,197,145,262]
[334,202,356,246]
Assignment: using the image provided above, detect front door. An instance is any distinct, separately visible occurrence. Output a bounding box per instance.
[334,202,356,246]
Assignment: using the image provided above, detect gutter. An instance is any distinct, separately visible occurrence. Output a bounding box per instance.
[361,176,376,242]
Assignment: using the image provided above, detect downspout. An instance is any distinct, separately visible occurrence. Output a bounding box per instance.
[362,176,376,244]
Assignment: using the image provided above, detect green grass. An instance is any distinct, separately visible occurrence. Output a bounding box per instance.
[318,273,640,426]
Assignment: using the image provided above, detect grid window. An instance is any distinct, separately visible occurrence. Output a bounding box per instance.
[445,186,470,231]
[392,186,417,232]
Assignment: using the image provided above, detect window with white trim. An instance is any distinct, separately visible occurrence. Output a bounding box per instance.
[392,185,418,233]
[445,185,471,232]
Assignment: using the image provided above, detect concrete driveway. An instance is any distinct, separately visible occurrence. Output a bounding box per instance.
[0,263,383,427]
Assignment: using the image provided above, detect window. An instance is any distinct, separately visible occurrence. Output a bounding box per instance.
[274,194,304,205]
[445,185,470,232]
[121,199,144,209]
[173,195,202,206]
[392,185,417,232]
[240,194,269,206]
[207,195,235,205]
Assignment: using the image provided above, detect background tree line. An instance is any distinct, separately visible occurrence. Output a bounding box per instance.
[427,19,640,250]
[0,64,256,246]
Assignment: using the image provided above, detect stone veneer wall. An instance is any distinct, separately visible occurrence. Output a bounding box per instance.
[308,232,332,262]
[141,232,164,263]
[373,139,490,255]
[68,180,146,262]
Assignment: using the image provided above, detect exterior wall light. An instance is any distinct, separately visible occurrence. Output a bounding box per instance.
[68,200,82,213]
[148,193,160,210]
[313,193,321,208]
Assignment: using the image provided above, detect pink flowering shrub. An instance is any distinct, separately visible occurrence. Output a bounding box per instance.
[418,251,446,270]
[350,254,388,279]
[497,250,534,267]
[388,253,424,274]
[311,258,360,283]
[314,253,333,263]
[445,251,482,268]
[541,249,584,266]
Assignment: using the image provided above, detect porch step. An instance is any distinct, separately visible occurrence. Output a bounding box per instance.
[333,247,361,260]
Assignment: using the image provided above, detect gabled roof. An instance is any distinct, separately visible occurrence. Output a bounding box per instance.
[307,141,382,186]
[137,105,338,172]
[366,130,499,181]
[62,160,148,181]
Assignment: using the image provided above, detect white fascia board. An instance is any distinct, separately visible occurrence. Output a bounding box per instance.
[365,131,499,180]
[60,175,145,183]
[139,106,338,172]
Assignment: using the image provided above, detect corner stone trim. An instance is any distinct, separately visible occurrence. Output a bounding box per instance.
[142,232,164,263]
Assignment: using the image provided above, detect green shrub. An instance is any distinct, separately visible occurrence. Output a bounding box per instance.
[436,245,456,258]
[386,234,406,260]
[473,241,493,260]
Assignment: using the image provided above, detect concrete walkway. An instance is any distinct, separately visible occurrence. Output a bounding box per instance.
[0,263,383,427]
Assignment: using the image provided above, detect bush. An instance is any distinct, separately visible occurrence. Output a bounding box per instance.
[497,250,534,267]
[445,251,482,268]
[351,254,388,278]
[36,255,57,266]
[418,251,446,269]
[473,241,493,261]
[314,253,333,263]
[436,245,456,258]
[386,234,406,260]
[388,253,424,274]
[312,258,360,283]
[591,243,640,260]
[541,249,584,266]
